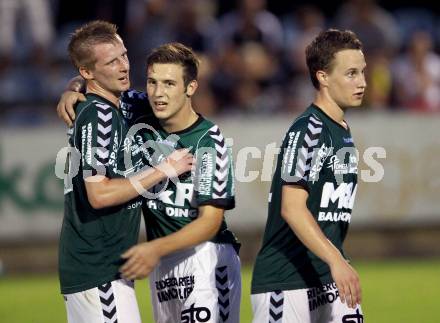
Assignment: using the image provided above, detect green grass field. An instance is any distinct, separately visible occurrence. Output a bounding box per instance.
[1,260,439,322]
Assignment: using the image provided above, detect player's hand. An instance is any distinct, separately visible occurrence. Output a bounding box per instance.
[120,242,161,280]
[156,148,195,178]
[329,257,362,309]
[56,91,86,127]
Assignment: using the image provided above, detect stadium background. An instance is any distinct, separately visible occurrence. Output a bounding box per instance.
[0,0,439,322]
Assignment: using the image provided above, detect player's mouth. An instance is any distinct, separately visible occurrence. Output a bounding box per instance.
[118,75,129,84]
[153,101,168,111]
[353,92,364,99]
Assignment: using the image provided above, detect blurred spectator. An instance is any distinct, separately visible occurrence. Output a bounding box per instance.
[169,0,219,53]
[210,46,242,111]
[391,30,440,112]
[95,0,128,37]
[282,5,325,111]
[364,50,392,109]
[333,0,399,110]
[56,0,128,37]
[125,0,174,88]
[216,0,284,53]
[334,0,400,56]
[0,0,54,69]
[283,5,325,57]
[2,0,440,117]
[192,53,218,116]
[213,0,284,113]
[393,7,437,49]
[0,0,55,107]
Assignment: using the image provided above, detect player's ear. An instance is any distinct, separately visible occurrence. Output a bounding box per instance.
[185,80,198,97]
[79,66,94,81]
[316,70,328,88]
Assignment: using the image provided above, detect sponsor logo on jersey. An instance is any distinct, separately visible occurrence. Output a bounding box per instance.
[122,136,132,153]
[320,182,357,209]
[318,211,351,222]
[81,123,93,165]
[198,152,214,196]
[146,182,198,218]
[318,182,357,222]
[122,134,147,157]
[343,137,354,144]
[156,182,195,207]
[309,143,331,182]
[327,154,358,175]
[127,200,142,210]
[120,102,133,120]
[109,130,118,172]
[181,303,211,323]
[283,131,300,174]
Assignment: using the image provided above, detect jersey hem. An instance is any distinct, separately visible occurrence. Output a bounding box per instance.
[60,273,121,294]
[281,179,310,193]
[251,276,334,294]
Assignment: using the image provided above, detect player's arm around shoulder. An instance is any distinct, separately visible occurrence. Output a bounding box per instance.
[84,148,194,209]
[56,76,87,126]
[120,205,224,280]
[74,105,193,209]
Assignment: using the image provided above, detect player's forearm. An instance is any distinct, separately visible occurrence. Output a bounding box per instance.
[86,168,166,209]
[150,207,224,257]
[281,204,343,266]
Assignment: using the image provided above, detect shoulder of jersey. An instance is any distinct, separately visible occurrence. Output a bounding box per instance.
[74,97,117,129]
[75,97,102,118]
[289,111,323,131]
[196,118,220,140]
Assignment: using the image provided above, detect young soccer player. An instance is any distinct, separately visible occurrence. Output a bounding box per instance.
[59,21,193,323]
[251,29,366,322]
[58,42,241,323]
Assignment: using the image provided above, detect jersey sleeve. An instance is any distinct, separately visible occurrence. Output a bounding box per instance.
[280,114,327,192]
[120,89,154,126]
[73,102,117,178]
[194,125,235,210]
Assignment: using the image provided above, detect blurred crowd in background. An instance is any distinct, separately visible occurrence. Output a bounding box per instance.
[1,0,440,124]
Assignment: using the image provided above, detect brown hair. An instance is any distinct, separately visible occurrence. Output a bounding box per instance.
[306,29,363,89]
[146,42,199,86]
[68,20,119,69]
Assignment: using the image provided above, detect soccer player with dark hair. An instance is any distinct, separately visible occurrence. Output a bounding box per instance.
[120,42,241,323]
[59,21,193,323]
[251,29,366,322]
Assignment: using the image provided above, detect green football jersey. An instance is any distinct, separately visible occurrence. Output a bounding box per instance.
[142,116,239,249]
[59,94,145,294]
[120,90,239,250]
[251,104,358,294]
